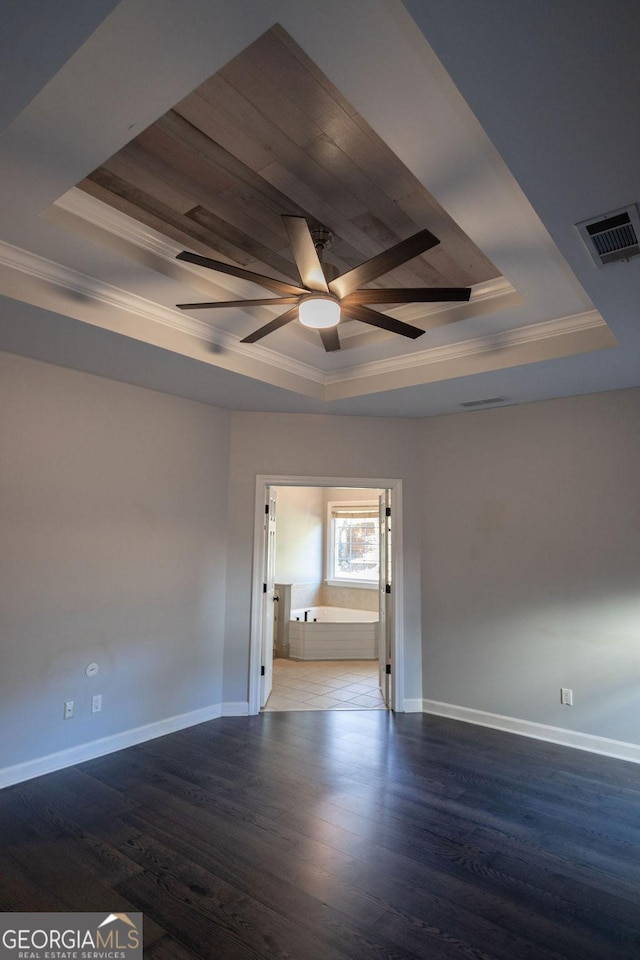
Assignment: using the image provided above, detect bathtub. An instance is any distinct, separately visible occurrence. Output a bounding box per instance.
[289,606,378,660]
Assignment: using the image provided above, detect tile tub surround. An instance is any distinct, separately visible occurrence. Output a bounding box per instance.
[283,582,378,612]
[263,659,385,711]
[322,583,378,611]
[289,582,323,609]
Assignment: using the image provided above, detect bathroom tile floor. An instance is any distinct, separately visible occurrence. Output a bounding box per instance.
[262,658,386,712]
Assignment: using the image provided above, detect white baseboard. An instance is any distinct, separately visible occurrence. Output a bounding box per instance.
[0,702,223,789]
[222,701,249,716]
[423,699,640,765]
[8,696,635,790]
[403,698,424,713]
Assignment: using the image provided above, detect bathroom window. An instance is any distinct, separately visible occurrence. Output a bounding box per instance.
[327,502,379,587]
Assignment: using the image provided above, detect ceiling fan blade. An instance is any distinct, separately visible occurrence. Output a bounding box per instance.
[282,216,329,293]
[319,327,341,352]
[342,303,424,339]
[177,297,299,310]
[240,305,299,344]
[176,251,306,296]
[329,229,440,299]
[343,286,471,305]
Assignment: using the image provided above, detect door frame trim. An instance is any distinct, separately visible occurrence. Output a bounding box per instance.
[249,474,404,715]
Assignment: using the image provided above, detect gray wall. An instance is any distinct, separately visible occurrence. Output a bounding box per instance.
[273,484,382,594]
[0,352,230,768]
[273,485,324,585]
[420,388,640,742]
[223,411,424,705]
[4,348,640,775]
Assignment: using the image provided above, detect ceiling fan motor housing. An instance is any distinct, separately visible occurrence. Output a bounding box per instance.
[311,227,333,251]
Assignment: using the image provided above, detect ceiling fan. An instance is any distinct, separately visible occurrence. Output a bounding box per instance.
[176,216,472,352]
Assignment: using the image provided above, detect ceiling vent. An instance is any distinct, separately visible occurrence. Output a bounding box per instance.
[576,204,640,267]
[460,396,505,409]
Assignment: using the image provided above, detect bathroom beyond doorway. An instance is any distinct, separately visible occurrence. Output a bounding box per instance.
[249,474,404,715]
[268,484,385,713]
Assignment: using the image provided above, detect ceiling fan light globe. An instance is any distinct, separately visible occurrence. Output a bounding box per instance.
[298,296,340,329]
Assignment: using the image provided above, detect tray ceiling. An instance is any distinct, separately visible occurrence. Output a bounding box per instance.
[0,1,624,412]
[80,26,500,297]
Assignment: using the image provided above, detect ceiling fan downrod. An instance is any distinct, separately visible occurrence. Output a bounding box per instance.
[311,227,338,282]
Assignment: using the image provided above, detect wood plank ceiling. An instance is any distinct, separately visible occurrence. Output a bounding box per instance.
[79,24,500,333]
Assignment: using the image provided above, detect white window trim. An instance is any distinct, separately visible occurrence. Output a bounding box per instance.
[326,499,380,588]
[325,578,379,590]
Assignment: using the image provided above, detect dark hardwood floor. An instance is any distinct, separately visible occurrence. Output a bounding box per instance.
[1,711,639,959]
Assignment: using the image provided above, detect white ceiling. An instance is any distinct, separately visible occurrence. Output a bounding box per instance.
[1,0,639,417]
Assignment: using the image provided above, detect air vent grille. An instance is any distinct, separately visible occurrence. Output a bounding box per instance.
[577,205,640,267]
[460,397,505,408]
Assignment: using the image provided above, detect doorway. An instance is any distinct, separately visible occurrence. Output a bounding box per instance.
[248,475,404,715]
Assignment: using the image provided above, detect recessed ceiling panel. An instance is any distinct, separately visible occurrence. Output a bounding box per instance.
[17,9,611,407]
[78,23,502,347]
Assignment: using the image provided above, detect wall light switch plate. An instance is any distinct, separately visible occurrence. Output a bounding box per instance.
[91,694,102,714]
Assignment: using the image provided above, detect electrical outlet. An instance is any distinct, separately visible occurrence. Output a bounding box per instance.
[64,699,74,720]
[91,694,102,714]
[561,687,573,706]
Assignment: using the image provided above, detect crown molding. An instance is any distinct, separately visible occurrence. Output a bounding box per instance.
[0,236,220,342]
[0,187,613,401]
[0,234,613,401]
[325,309,607,384]
[55,187,184,261]
[324,308,614,400]
[0,236,325,388]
